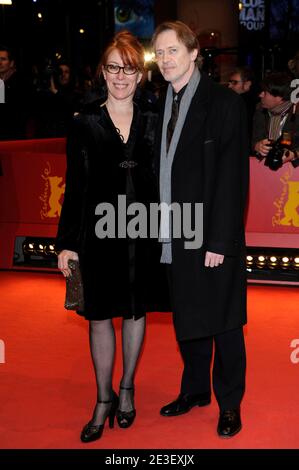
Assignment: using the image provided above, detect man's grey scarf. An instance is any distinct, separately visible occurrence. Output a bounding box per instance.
[159,67,201,264]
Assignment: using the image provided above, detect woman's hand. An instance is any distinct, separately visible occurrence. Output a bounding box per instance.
[58,250,79,277]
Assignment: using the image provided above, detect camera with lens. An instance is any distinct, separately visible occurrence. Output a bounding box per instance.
[264,136,291,171]
[39,59,62,91]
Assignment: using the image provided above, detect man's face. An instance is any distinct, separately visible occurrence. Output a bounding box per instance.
[259,90,284,110]
[0,50,13,75]
[228,73,251,94]
[154,29,198,91]
[59,65,71,86]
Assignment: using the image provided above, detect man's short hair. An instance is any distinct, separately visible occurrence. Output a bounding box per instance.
[0,45,13,62]
[231,66,255,83]
[260,72,293,101]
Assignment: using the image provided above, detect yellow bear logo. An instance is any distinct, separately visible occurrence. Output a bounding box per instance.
[280,181,299,227]
[47,176,66,218]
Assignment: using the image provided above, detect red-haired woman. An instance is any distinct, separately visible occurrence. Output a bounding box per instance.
[56,31,164,442]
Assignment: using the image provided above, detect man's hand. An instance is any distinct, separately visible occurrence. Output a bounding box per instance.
[205,251,224,268]
[254,139,272,157]
[49,75,58,94]
[282,149,296,164]
[58,250,79,277]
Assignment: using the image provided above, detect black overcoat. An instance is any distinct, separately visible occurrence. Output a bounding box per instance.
[155,73,249,341]
[56,102,168,320]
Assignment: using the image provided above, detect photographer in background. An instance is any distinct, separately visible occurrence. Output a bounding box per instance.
[252,72,299,170]
[34,60,81,138]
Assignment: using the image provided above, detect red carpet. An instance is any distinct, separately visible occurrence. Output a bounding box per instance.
[0,271,299,449]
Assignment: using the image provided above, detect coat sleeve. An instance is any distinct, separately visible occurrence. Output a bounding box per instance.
[206,94,249,256]
[55,116,87,253]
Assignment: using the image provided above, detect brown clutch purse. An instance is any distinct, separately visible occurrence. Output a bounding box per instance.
[64,259,85,312]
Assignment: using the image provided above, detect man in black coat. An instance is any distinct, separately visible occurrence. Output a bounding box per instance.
[0,45,26,140]
[152,21,249,438]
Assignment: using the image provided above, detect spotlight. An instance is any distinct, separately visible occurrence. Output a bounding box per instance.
[294,257,299,264]
[44,243,57,257]
[270,256,277,263]
[79,28,85,34]
[257,255,266,269]
[144,51,155,64]
[282,257,289,263]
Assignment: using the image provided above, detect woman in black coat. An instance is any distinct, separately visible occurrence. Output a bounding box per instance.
[56,31,162,443]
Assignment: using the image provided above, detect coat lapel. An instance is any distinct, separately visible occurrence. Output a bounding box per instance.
[172,73,211,166]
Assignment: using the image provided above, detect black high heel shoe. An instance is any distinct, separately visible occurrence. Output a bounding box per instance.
[80,391,119,443]
[116,386,136,429]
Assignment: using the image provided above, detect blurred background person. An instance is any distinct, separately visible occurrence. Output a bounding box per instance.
[0,44,27,140]
[33,60,81,137]
[228,66,257,137]
[252,72,299,169]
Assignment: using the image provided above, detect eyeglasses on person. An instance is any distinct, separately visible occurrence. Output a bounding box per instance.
[104,64,138,75]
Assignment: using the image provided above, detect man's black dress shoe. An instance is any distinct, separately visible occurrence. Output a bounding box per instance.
[160,392,211,417]
[217,408,242,438]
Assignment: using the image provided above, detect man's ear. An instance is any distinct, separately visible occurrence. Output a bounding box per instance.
[191,49,199,62]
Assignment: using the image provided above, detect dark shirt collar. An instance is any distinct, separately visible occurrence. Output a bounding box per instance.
[172,83,188,106]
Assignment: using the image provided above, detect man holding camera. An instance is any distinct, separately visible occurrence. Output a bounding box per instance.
[252,72,299,170]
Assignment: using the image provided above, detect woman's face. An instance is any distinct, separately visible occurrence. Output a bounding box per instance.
[102,49,142,102]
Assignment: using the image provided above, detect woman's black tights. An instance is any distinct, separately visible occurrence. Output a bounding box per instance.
[89,316,145,425]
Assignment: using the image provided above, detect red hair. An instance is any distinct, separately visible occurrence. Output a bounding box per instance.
[97,31,145,76]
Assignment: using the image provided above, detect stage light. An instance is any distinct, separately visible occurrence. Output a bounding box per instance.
[37,12,42,20]
[282,257,289,263]
[270,256,277,263]
[258,256,265,262]
[246,255,253,262]
[28,243,34,250]
[239,2,243,11]
[144,51,155,64]
[294,257,299,264]
[0,1,13,5]
[79,28,85,34]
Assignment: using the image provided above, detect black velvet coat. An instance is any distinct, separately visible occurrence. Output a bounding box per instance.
[155,73,249,341]
[56,102,168,320]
